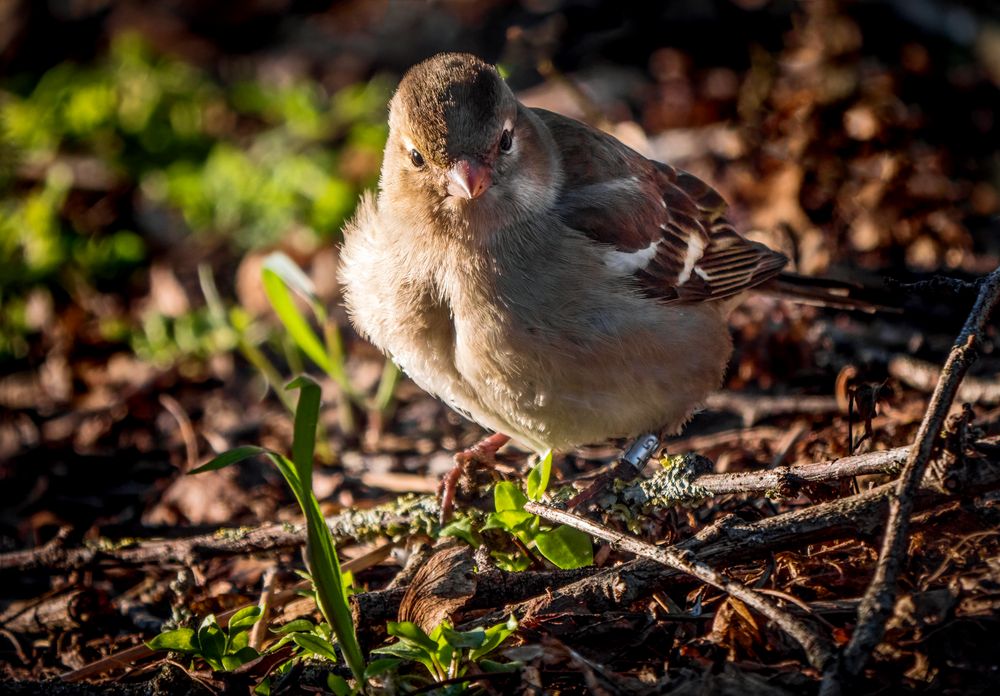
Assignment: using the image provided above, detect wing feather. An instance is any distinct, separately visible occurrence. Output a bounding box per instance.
[535,108,787,304]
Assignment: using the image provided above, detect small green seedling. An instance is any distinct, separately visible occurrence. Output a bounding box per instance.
[147,606,262,671]
[190,376,366,686]
[478,451,593,570]
[371,615,519,689]
[251,618,356,696]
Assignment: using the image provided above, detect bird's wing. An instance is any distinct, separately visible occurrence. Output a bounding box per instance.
[534,109,787,303]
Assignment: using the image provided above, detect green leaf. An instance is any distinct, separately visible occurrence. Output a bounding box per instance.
[441,625,486,650]
[228,605,263,631]
[493,481,528,512]
[371,641,430,662]
[262,264,333,375]
[428,622,446,643]
[469,615,518,661]
[491,550,531,572]
[197,615,226,662]
[229,629,250,652]
[189,445,267,474]
[483,510,536,542]
[326,673,351,696]
[267,634,298,652]
[439,517,481,547]
[364,657,403,679]
[286,375,321,487]
[254,677,271,695]
[387,621,438,653]
[262,252,321,308]
[291,633,339,662]
[534,525,593,569]
[295,479,365,681]
[146,628,198,653]
[314,622,333,641]
[271,619,315,635]
[479,658,520,673]
[433,643,454,676]
[526,450,553,501]
[371,640,436,677]
[261,445,359,683]
[233,646,259,666]
[265,451,302,499]
[342,570,356,596]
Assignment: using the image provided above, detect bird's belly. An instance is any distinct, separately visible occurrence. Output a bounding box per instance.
[451,302,733,451]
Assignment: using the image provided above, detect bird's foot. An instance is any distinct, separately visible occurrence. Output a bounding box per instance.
[567,433,661,509]
[439,433,511,525]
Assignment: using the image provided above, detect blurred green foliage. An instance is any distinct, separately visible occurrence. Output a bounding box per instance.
[0,32,390,362]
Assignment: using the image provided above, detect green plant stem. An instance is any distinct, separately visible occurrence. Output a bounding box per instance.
[238,339,297,413]
[322,321,357,436]
[373,359,400,414]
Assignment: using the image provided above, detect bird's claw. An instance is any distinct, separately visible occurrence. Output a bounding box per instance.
[438,433,510,525]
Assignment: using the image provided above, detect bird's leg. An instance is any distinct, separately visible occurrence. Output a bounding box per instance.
[439,433,511,525]
[567,433,660,508]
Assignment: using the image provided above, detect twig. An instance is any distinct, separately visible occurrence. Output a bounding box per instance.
[889,354,1000,406]
[604,446,910,512]
[1,497,435,573]
[0,587,107,633]
[473,441,1000,628]
[249,566,278,651]
[704,392,841,427]
[685,445,909,497]
[822,265,1000,695]
[885,275,981,297]
[525,502,834,669]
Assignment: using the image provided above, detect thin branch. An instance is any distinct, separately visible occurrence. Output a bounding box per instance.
[689,445,909,496]
[704,392,841,427]
[889,354,1000,406]
[823,265,1000,694]
[0,497,436,574]
[525,502,834,669]
[473,442,1000,629]
[600,446,910,513]
[248,565,278,651]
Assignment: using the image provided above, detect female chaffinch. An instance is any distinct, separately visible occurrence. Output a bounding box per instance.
[340,53,855,518]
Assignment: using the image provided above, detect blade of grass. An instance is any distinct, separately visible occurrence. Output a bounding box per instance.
[287,376,320,485]
[198,264,296,414]
[262,253,356,436]
[190,445,267,474]
[283,377,365,683]
[262,267,334,376]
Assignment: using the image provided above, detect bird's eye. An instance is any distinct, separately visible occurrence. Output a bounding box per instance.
[409,149,425,167]
[499,129,513,153]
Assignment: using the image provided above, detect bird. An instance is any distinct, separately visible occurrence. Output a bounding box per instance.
[339,52,868,520]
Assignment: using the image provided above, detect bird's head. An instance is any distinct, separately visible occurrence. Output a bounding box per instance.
[383,53,560,233]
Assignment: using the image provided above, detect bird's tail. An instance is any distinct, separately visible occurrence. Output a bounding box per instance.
[757,272,900,313]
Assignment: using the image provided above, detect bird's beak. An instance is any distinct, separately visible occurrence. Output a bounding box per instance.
[447,158,492,199]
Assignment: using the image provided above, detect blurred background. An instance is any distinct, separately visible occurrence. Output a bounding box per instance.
[1,0,1000,677]
[0,0,1000,676]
